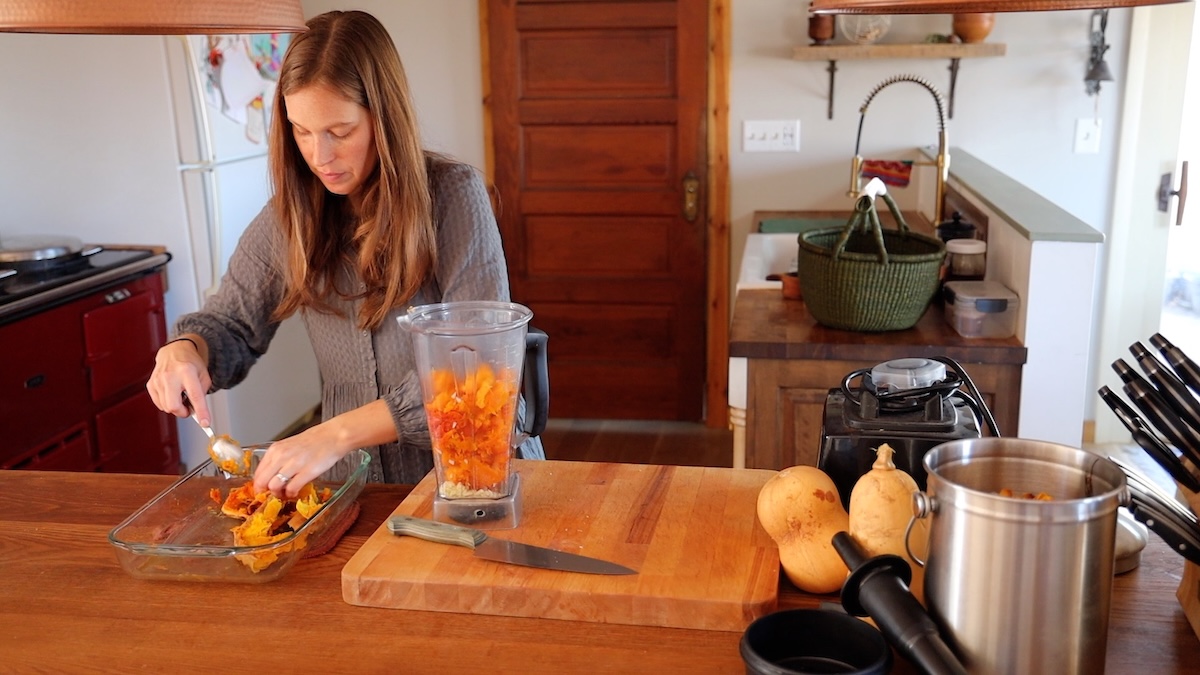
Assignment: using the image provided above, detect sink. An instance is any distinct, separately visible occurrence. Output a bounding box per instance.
[736,233,797,292]
[757,216,848,234]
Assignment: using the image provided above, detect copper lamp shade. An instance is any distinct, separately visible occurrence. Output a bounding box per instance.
[810,0,1189,13]
[0,0,306,34]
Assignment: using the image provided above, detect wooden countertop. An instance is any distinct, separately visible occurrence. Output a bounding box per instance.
[1,469,1195,674]
[730,288,1027,365]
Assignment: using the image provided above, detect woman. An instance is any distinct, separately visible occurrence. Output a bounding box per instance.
[146,10,543,495]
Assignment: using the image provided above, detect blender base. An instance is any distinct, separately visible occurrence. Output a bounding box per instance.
[432,473,521,530]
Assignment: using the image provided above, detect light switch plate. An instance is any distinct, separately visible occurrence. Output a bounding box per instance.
[743,119,801,152]
[1074,118,1102,154]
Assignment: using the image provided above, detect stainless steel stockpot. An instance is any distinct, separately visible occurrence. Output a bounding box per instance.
[909,438,1128,675]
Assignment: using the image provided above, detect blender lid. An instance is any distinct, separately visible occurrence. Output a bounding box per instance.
[871,358,947,392]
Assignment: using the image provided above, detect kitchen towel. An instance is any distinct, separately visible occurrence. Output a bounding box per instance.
[860,159,913,188]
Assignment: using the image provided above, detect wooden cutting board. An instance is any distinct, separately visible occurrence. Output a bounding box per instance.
[342,459,780,631]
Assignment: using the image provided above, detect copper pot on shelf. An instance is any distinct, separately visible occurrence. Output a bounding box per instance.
[808,13,835,45]
[952,13,995,43]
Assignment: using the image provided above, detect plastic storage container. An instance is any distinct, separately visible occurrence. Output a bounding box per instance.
[943,280,1018,338]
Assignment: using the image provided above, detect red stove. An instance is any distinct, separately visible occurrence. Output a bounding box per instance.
[0,235,180,474]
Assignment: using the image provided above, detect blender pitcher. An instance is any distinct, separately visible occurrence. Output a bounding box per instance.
[399,301,548,526]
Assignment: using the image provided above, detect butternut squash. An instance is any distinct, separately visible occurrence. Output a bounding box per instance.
[756,465,850,594]
[848,443,929,601]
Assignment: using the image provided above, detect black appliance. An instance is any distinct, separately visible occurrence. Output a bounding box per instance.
[0,239,163,324]
[817,357,999,508]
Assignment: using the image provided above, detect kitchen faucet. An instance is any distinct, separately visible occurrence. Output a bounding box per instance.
[848,74,949,225]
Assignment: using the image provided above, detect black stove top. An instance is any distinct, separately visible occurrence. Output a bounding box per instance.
[0,248,170,323]
[1,249,154,302]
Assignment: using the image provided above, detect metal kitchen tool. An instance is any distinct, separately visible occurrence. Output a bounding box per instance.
[1130,341,1200,435]
[833,532,966,675]
[1151,333,1200,395]
[1113,359,1200,466]
[387,515,636,575]
[193,413,248,475]
[1098,385,1200,492]
[184,393,247,475]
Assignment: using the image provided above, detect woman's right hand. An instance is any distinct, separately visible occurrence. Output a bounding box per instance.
[146,335,214,426]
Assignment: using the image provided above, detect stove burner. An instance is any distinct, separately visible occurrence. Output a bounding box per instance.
[0,249,156,306]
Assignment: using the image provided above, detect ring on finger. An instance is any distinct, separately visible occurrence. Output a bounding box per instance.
[275,472,292,486]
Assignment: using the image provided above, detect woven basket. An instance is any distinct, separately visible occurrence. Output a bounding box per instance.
[796,192,945,332]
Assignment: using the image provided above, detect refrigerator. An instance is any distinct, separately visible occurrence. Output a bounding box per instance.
[164,34,321,470]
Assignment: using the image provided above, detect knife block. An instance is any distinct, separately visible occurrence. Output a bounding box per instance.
[1176,482,1200,641]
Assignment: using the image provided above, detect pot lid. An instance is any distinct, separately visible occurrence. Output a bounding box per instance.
[0,235,85,263]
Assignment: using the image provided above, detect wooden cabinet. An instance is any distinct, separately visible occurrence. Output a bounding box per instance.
[730,289,1025,470]
[0,269,179,474]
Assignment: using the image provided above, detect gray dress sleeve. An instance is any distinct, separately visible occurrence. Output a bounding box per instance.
[173,206,284,392]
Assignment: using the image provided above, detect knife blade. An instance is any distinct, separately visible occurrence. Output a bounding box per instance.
[387,515,637,575]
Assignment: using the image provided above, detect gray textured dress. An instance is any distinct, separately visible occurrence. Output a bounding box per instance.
[175,158,545,484]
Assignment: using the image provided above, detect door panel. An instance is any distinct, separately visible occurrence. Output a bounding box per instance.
[526,216,671,275]
[487,0,708,420]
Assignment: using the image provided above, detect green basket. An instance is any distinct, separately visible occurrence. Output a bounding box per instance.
[796,192,946,332]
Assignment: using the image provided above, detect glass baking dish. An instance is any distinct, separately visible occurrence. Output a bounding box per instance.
[108,445,370,583]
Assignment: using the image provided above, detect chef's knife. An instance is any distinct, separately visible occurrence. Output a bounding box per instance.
[1131,342,1200,435]
[387,515,637,575]
[1113,359,1200,467]
[1151,333,1200,396]
[1099,386,1200,492]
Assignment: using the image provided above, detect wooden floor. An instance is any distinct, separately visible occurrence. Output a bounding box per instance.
[540,418,734,468]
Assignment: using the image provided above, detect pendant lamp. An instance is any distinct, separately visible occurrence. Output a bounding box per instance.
[810,0,1189,13]
[0,0,306,34]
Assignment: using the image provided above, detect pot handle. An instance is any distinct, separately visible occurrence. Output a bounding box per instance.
[905,491,934,568]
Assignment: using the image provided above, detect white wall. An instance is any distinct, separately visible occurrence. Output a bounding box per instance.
[0,1,1125,429]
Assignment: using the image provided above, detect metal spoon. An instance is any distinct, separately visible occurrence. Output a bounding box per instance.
[186,400,249,476]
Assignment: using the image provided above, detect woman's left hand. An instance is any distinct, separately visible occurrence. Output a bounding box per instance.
[252,424,348,498]
[251,399,399,497]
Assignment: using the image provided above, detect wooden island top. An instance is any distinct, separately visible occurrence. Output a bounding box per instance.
[729,288,1026,365]
[728,289,1028,469]
[1,468,1198,673]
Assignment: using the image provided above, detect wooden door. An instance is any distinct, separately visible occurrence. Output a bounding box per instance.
[485,0,709,421]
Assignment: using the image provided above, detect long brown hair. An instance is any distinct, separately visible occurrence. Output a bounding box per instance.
[268,10,436,330]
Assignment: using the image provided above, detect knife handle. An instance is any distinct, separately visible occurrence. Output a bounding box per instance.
[388,515,487,549]
[1125,493,1200,567]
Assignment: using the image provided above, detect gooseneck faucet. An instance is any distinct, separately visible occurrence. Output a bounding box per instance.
[848,74,950,225]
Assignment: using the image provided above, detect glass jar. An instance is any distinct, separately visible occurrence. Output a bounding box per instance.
[945,238,987,283]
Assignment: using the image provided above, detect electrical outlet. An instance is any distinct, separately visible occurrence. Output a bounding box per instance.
[1074,118,1102,154]
[742,119,801,152]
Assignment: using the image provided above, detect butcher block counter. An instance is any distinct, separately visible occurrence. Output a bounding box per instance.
[730,289,1028,470]
[2,468,1197,674]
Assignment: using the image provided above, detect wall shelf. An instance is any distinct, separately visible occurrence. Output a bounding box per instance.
[792,42,1006,119]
